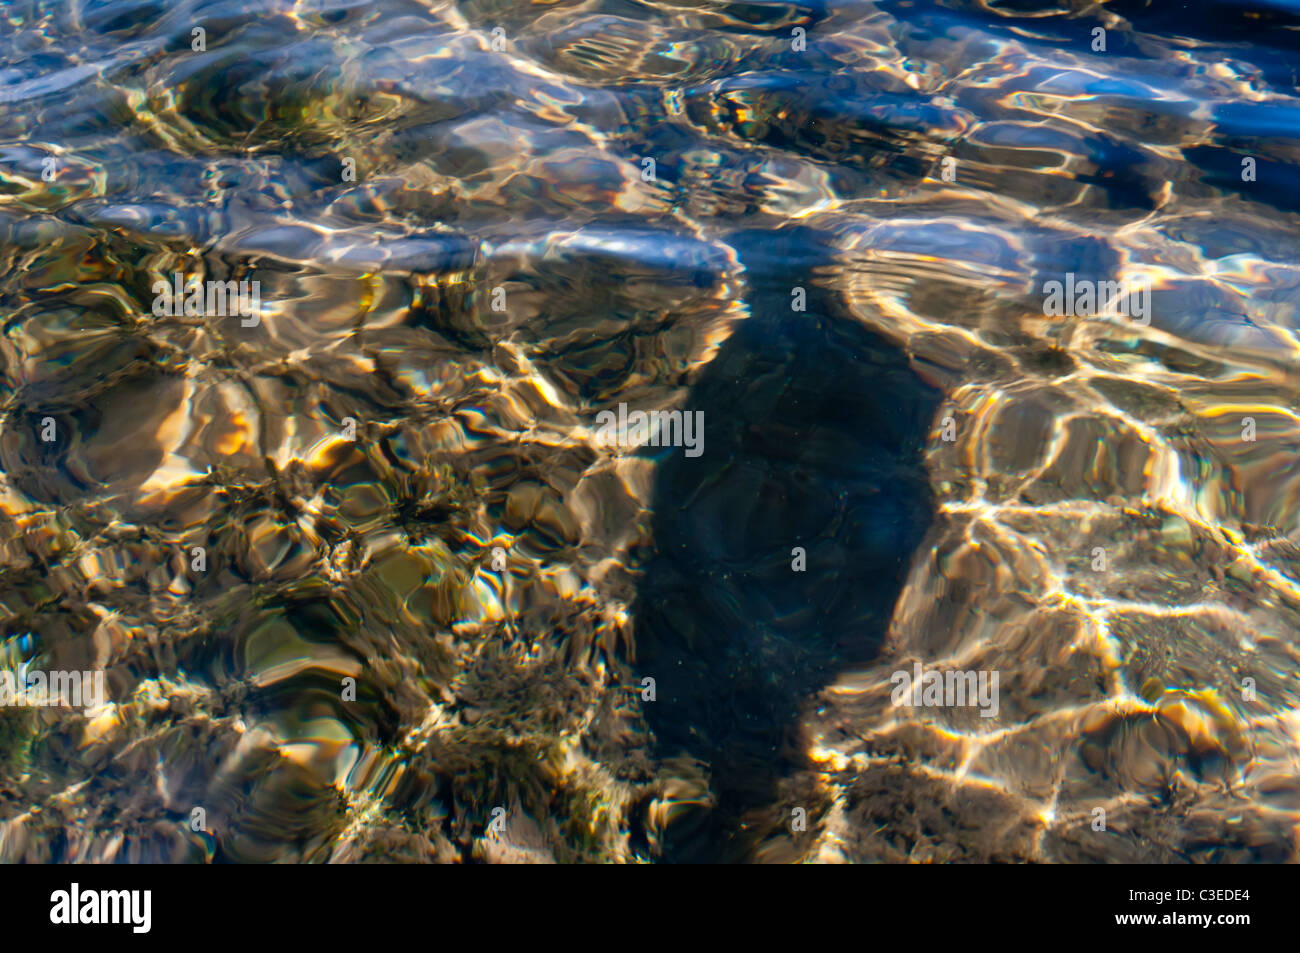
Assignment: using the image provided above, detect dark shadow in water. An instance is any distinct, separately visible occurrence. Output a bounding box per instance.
[632,226,941,862]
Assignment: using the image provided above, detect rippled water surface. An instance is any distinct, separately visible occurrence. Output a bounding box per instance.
[3,0,1300,863]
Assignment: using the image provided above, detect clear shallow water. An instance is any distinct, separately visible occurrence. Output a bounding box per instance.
[1,0,1300,862]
